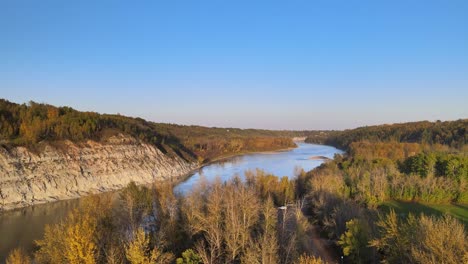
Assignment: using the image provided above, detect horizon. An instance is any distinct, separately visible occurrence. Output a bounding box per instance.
[1,97,465,132]
[2,0,468,130]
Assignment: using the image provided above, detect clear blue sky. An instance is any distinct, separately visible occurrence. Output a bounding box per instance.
[1,0,467,130]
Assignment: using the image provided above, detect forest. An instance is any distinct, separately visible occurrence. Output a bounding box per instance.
[0,99,328,162]
[306,119,467,150]
[298,119,468,263]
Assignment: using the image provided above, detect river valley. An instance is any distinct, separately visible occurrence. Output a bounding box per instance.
[0,142,342,260]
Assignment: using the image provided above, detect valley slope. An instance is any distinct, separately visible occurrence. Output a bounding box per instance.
[0,99,325,210]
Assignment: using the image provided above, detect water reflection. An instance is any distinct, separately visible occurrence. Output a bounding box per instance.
[0,199,79,259]
[174,143,343,194]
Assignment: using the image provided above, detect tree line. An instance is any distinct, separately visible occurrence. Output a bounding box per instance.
[306,119,467,150]
[0,99,308,162]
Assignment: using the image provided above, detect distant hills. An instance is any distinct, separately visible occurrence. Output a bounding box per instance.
[306,119,467,150]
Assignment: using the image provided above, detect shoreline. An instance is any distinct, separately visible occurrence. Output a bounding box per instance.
[0,145,299,213]
[174,145,298,188]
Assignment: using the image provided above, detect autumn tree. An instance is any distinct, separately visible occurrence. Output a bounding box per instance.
[298,254,326,264]
[35,223,68,264]
[223,180,260,262]
[6,248,32,264]
[64,212,98,264]
[125,228,173,264]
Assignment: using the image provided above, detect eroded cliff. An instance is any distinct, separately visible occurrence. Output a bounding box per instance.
[0,134,197,210]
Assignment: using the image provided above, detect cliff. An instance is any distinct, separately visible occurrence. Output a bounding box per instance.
[0,134,197,211]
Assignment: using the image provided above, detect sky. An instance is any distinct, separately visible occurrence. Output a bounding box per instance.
[1,0,467,130]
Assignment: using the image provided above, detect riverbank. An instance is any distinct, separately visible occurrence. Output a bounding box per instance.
[0,142,298,212]
[0,142,343,260]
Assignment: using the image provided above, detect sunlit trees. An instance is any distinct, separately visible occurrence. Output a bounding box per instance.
[338,219,370,264]
[312,119,467,150]
[258,197,279,264]
[125,228,173,264]
[35,222,68,263]
[410,215,467,264]
[298,254,326,264]
[34,194,117,264]
[372,211,468,264]
[64,212,98,264]
[223,181,260,261]
[180,176,311,263]
[186,180,225,263]
[34,210,98,264]
[245,169,296,206]
[6,248,32,264]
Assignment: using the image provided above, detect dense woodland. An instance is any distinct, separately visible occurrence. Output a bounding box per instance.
[299,119,468,263]
[306,119,467,150]
[0,99,327,162]
[2,100,468,263]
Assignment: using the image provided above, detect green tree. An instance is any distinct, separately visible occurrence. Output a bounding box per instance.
[338,219,370,264]
[176,249,201,264]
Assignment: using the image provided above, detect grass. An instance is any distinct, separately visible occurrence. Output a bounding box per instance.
[380,200,468,226]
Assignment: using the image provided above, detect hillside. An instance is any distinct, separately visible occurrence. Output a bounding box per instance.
[305,119,467,150]
[0,99,318,210]
[0,99,320,162]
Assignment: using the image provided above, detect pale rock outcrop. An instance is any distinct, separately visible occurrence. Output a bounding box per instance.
[0,134,197,210]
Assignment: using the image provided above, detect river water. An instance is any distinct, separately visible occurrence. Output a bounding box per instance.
[0,142,342,260]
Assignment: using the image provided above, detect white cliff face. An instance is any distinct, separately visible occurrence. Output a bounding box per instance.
[0,134,197,210]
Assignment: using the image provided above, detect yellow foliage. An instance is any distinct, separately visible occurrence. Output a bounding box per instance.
[35,210,98,264]
[35,223,68,264]
[6,248,32,264]
[64,213,98,264]
[126,228,173,264]
[298,254,326,264]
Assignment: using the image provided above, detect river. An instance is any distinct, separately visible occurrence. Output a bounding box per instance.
[0,142,342,260]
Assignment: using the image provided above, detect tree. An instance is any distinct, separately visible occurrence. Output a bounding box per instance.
[259,197,279,264]
[410,215,467,264]
[120,182,153,231]
[64,212,98,264]
[176,249,202,264]
[338,219,370,264]
[298,254,326,264]
[125,228,173,264]
[372,211,468,264]
[370,210,413,263]
[35,223,68,264]
[223,181,260,262]
[184,179,224,263]
[35,209,98,264]
[6,248,32,264]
